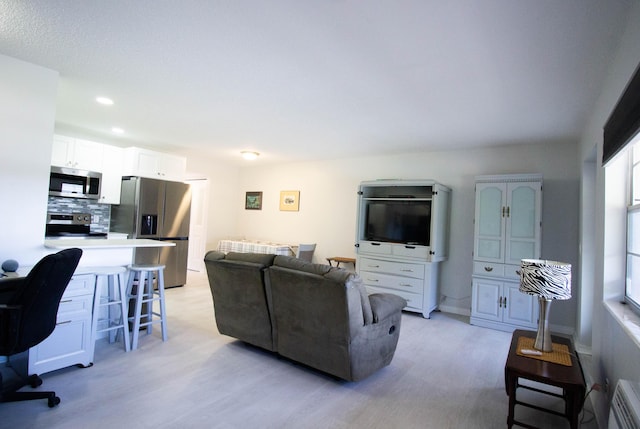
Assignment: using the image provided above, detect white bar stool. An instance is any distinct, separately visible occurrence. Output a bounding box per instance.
[126,264,168,350]
[91,266,130,352]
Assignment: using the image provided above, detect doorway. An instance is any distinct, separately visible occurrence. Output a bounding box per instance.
[186,178,209,272]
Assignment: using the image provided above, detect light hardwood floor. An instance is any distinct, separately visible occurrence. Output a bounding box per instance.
[1,270,598,428]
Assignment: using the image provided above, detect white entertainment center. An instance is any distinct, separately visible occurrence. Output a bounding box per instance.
[355,180,451,318]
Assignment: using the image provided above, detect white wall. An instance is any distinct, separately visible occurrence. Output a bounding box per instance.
[0,54,58,266]
[233,140,580,329]
[577,1,640,426]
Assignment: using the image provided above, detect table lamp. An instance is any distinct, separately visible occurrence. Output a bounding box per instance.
[519,259,572,352]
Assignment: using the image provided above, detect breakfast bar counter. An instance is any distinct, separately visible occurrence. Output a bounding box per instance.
[44,238,175,250]
[44,238,174,267]
[17,238,177,375]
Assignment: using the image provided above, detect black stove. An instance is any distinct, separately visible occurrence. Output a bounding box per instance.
[45,212,108,239]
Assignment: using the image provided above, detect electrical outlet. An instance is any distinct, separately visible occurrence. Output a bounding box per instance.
[604,378,610,393]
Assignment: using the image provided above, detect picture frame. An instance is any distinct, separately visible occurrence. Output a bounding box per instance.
[279,190,300,211]
[245,191,263,210]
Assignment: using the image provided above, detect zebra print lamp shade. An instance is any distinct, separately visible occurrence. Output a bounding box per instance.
[519,259,572,299]
[519,259,572,351]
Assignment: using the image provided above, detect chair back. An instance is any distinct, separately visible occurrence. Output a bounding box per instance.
[3,248,82,353]
[204,250,276,351]
[296,243,316,262]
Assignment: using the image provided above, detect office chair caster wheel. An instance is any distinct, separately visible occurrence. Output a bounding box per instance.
[28,374,43,388]
[48,396,61,407]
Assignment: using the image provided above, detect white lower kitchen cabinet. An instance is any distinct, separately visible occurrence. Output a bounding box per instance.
[28,273,96,375]
[470,277,538,332]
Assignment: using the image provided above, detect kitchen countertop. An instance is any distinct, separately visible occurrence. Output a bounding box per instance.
[44,238,176,250]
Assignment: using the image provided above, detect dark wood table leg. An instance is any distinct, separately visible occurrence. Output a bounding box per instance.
[566,385,585,429]
[506,371,516,428]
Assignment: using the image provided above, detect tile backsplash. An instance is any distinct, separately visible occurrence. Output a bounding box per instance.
[47,197,111,233]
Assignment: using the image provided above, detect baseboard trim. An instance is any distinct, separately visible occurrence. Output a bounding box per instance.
[438,305,470,317]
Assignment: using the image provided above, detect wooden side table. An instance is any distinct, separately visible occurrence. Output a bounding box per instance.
[504,329,586,429]
[326,257,356,269]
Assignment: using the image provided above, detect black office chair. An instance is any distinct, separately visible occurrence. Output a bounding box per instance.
[0,248,82,407]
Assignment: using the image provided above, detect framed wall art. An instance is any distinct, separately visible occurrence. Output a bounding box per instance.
[245,191,263,210]
[279,190,300,211]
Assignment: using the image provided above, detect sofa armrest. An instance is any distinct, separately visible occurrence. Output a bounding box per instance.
[204,250,226,262]
[369,293,407,323]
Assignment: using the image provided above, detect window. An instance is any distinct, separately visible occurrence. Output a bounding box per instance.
[627,138,640,312]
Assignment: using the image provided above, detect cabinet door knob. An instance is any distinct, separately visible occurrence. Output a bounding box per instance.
[498,296,503,307]
[484,266,493,272]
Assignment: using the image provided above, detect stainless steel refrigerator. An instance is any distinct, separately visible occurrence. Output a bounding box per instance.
[110,176,192,288]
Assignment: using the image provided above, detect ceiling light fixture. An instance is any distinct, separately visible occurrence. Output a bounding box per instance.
[241,151,259,160]
[96,96,114,105]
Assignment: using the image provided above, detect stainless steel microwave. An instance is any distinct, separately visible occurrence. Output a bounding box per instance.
[49,166,102,199]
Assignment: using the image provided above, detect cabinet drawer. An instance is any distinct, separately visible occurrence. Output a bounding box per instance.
[358,241,392,255]
[504,264,522,280]
[365,285,422,312]
[30,317,92,373]
[392,244,430,259]
[63,274,95,297]
[359,257,424,279]
[473,262,505,277]
[57,294,93,319]
[360,271,424,294]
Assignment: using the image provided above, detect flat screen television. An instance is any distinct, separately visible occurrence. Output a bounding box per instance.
[364,200,431,246]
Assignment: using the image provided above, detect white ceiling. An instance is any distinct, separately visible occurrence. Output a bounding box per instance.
[0,1,632,165]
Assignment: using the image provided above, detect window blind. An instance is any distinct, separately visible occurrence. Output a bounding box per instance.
[603,62,640,166]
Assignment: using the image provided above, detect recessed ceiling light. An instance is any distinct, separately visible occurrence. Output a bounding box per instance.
[96,96,114,105]
[111,127,124,134]
[241,151,259,160]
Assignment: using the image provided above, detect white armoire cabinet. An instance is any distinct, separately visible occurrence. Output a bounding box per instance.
[470,174,542,332]
[356,180,451,319]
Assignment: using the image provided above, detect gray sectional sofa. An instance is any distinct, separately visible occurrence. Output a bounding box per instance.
[204,251,407,381]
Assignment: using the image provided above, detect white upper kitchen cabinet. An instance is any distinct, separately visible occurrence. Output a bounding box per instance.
[99,145,124,204]
[123,147,186,181]
[52,135,104,172]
